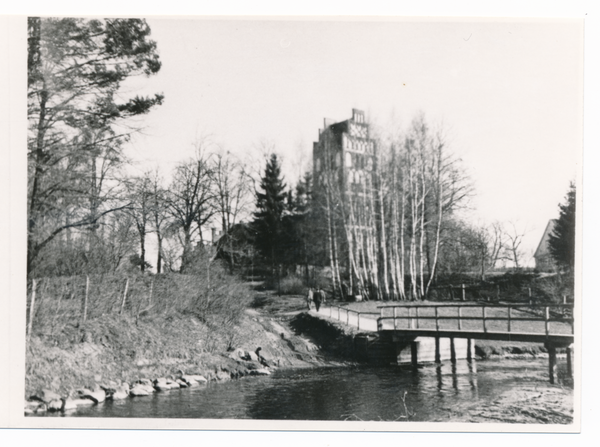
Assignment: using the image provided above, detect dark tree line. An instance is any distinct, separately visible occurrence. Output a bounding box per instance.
[548,182,576,272]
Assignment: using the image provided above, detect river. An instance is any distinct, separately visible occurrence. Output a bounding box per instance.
[38,357,572,422]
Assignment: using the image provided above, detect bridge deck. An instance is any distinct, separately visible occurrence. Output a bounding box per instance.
[320,302,574,345]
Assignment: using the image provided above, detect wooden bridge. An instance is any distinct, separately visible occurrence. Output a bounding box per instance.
[321,303,574,383]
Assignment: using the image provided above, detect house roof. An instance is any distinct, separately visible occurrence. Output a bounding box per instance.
[534,219,558,259]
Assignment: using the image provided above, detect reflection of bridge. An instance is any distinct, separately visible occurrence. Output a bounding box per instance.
[320,303,574,384]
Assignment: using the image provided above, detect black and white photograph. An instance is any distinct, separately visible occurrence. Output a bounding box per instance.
[1,4,590,437]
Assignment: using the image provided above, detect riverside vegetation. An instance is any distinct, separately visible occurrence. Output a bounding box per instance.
[24,263,344,415]
[25,269,573,424]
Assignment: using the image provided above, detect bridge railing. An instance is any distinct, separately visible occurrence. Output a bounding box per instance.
[376,304,574,337]
[327,304,379,331]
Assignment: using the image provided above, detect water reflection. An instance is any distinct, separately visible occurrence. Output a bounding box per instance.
[41,358,552,421]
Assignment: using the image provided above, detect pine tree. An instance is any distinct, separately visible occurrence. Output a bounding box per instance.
[27,17,163,276]
[548,182,576,271]
[253,154,287,272]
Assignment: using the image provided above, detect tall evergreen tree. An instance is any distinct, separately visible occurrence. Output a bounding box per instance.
[548,182,576,271]
[253,154,286,272]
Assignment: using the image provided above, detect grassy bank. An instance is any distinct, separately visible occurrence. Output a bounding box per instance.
[24,270,336,410]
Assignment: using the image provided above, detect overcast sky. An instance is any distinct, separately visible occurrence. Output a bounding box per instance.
[119,17,582,262]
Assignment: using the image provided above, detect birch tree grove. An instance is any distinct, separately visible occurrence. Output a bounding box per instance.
[314,114,471,301]
[377,116,471,300]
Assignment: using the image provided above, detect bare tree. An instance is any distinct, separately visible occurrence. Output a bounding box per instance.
[126,173,154,272]
[503,220,529,270]
[211,150,253,235]
[167,151,215,273]
[469,221,505,280]
[147,168,170,274]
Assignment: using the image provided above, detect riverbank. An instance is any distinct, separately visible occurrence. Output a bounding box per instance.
[25,291,347,415]
[25,291,574,424]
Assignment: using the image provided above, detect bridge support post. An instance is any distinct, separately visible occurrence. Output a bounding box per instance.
[467,338,472,363]
[435,336,441,363]
[450,337,456,364]
[566,344,573,379]
[411,341,418,367]
[547,344,557,384]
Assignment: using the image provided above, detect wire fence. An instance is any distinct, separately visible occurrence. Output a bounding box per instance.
[26,272,250,339]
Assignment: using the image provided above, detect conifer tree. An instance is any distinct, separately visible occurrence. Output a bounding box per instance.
[548,182,576,271]
[27,17,163,276]
[253,154,286,273]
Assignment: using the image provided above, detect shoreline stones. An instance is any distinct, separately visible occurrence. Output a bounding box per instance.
[25,347,275,416]
[77,387,106,404]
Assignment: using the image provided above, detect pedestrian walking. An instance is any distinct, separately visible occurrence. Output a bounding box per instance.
[314,287,323,312]
[307,288,314,310]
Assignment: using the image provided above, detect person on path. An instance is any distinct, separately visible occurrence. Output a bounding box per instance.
[307,288,314,310]
[314,287,323,312]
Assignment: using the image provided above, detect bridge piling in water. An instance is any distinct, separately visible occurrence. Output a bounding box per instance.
[547,344,557,384]
[327,302,574,383]
[566,345,573,379]
[411,342,418,367]
[467,338,472,362]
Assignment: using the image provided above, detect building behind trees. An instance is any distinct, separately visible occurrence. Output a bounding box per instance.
[310,109,470,301]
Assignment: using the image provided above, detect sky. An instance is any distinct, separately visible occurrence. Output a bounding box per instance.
[120,17,583,263]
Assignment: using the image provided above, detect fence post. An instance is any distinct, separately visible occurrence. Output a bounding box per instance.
[435,306,439,331]
[347,309,350,325]
[120,278,129,315]
[461,284,466,301]
[482,306,487,332]
[82,275,89,324]
[458,306,462,330]
[357,313,361,330]
[393,307,397,330]
[507,306,512,332]
[148,279,154,305]
[497,284,500,301]
[415,307,419,329]
[27,279,37,342]
[545,306,550,336]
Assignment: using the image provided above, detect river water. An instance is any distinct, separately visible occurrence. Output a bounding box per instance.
[45,358,563,421]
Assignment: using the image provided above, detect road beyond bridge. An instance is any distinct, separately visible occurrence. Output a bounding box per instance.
[314,302,574,384]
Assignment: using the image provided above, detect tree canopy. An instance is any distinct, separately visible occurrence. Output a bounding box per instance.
[253,154,286,269]
[27,17,163,276]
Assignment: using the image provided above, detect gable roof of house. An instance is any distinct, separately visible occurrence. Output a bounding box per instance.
[534,219,558,259]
